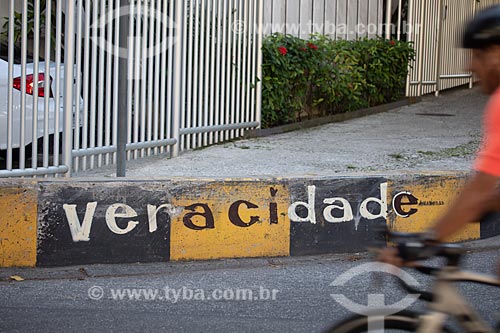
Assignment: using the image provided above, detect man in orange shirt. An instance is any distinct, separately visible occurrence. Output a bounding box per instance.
[380,5,500,270]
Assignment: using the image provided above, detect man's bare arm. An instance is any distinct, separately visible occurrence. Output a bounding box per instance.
[433,172,499,241]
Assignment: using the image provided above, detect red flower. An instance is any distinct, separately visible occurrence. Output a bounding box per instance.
[278,46,288,56]
[307,42,318,50]
[390,40,396,46]
[300,47,307,52]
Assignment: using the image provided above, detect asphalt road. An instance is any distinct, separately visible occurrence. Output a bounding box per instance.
[1,246,499,332]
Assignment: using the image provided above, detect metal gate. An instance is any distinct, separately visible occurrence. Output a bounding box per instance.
[0,0,262,177]
[388,0,500,97]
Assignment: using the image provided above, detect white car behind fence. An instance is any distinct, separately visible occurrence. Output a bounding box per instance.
[0,57,82,151]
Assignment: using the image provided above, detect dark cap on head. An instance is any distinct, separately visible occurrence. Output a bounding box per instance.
[463,5,500,49]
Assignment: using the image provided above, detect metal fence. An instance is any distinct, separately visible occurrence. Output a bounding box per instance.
[0,0,262,177]
[390,0,500,97]
[2,0,500,178]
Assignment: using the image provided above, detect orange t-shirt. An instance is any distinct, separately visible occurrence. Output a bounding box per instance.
[475,88,500,176]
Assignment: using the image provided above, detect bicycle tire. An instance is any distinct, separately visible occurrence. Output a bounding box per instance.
[323,310,454,333]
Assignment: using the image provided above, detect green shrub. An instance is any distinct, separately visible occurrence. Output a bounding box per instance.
[261,34,415,128]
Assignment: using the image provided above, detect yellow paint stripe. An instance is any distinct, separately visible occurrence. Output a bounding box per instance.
[388,176,480,242]
[0,186,37,267]
[170,182,290,261]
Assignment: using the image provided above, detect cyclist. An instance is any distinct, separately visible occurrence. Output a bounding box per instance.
[380,5,500,275]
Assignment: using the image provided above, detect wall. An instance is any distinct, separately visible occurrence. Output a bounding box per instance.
[1,172,498,268]
[263,0,385,39]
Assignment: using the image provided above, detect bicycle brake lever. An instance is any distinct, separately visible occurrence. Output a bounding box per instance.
[414,265,439,275]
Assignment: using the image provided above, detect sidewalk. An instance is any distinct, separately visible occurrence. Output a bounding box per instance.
[77,87,487,179]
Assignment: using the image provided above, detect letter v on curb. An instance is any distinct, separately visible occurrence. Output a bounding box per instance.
[63,202,98,242]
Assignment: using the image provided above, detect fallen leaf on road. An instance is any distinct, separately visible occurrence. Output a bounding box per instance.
[10,275,24,282]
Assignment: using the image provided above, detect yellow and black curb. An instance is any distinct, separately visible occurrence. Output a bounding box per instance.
[1,172,498,268]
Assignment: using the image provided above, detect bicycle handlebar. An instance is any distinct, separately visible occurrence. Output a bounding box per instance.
[384,231,466,264]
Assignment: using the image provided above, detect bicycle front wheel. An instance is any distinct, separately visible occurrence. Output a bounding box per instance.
[324,310,453,333]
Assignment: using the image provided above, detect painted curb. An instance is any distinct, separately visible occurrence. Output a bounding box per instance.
[1,172,498,267]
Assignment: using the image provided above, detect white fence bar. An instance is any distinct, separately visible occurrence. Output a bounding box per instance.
[219,0,228,143]
[104,0,114,164]
[208,0,217,144]
[20,0,28,169]
[43,0,52,169]
[96,0,105,166]
[158,0,167,154]
[63,0,76,176]
[153,0,161,156]
[32,0,40,170]
[0,166,69,178]
[180,122,260,135]
[132,0,140,159]
[81,0,91,171]
[213,0,223,145]
[147,0,155,157]
[179,0,188,152]
[229,0,237,140]
[203,0,211,145]
[434,0,443,97]
[242,0,250,134]
[112,0,120,164]
[73,0,83,171]
[171,0,183,158]
[54,0,63,168]
[255,0,263,127]
[241,0,250,136]
[126,0,135,159]
[164,0,174,155]
[6,0,14,170]
[185,0,194,151]
[72,138,178,158]
[250,0,258,126]
[139,0,147,158]
[194,0,202,146]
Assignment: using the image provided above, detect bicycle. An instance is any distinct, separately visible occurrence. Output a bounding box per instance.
[325,232,500,333]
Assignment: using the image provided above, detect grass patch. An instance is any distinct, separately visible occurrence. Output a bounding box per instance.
[418,141,480,159]
[389,153,405,160]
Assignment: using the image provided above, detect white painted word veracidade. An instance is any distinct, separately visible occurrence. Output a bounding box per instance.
[61,182,419,242]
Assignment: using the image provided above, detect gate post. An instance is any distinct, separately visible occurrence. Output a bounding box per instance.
[117,0,129,177]
[171,0,183,158]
